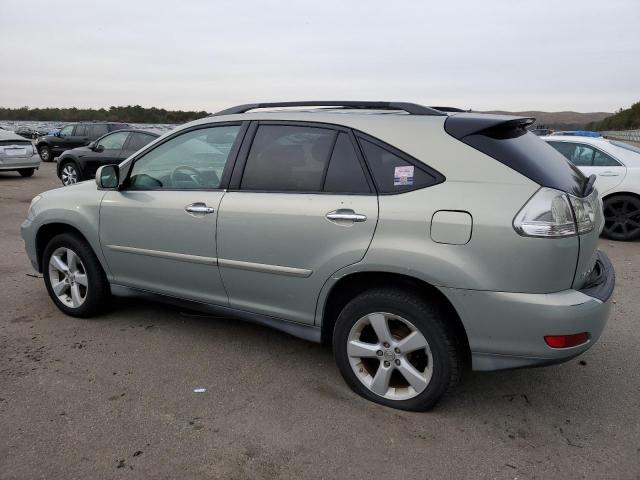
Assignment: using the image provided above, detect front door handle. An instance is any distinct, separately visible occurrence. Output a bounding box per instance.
[598,171,619,177]
[185,202,215,215]
[326,209,367,222]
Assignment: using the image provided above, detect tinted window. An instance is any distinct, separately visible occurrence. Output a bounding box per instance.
[126,132,156,151]
[88,124,109,139]
[358,138,438,193]
[323,133,370,193]
[59,125,74,136]
[593,149,620,167]
[547,142,593,166]
[241,125,335,192]
[129,125,241,190]
[97,131,129,150]
[75,124,88,136]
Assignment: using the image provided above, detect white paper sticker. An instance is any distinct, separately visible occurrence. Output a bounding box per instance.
[394,165,414,186]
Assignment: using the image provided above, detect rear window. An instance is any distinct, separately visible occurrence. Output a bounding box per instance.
[610,140,640,154]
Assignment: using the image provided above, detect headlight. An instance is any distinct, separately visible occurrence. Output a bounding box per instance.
[513,188,597,238]
[27,195,42,220]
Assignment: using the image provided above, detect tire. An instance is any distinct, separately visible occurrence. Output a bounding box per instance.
[60,161,81,186]
[42,233,111,318]
[38,145,52,162]
[333,288,462,411]
[602,195,640,242]
[18,168,35,177]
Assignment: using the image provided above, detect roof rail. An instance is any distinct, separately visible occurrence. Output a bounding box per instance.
[212,101,447,116]
[429,106,467,113]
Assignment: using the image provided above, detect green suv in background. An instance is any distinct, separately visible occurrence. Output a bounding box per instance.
[21,102,614,411]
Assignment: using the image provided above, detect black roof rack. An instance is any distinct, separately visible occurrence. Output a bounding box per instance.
[212,101,446,116]
[429,106,467,113]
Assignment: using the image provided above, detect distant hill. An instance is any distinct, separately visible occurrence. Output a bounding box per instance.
[587,102,640,131]
[482,110,613,130]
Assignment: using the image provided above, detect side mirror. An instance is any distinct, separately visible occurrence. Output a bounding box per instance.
[95,144,105,153]
[88,141,96,150]
[96,165,119,189]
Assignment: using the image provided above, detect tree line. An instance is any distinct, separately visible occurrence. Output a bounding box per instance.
[589,101,640,131]
[0,105,210,124]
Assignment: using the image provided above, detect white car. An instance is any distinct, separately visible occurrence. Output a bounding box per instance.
[542,135,640,241]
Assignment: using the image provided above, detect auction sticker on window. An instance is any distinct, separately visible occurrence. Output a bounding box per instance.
[394,165,414,186]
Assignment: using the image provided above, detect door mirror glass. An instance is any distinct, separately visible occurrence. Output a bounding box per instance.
[96,165,119,189]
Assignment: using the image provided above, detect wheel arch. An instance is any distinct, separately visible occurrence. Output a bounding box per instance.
[36,223,99,273]
[602,191,640,203]
[57,156,82,178]
[319,271,471,364]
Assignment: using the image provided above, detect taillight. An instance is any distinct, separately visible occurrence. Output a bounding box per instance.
[544,333,589,348]
[513,188,597,238]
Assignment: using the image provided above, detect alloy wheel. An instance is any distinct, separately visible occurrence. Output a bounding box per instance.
[48,247,88,308]
[603,198,640,239]
[40,147,50,161]
[61,164,78,185]
[347,312,433,400]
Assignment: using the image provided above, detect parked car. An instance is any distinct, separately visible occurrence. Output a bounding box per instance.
[0,129,40,177]
[57,129,159,185]
[14,126,40,139]
[550,130,601,138]
[542,135,640,241]
[35,122,129,162]
[22,101,614,411]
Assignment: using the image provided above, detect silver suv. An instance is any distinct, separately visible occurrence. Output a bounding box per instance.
[21,101,615,411]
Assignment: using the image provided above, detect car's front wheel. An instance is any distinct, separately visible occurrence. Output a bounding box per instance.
[43,233,111,317]
[60,162,81,186]
[333,288,462,411]
[602,195,640,242]
[38,145,52,162]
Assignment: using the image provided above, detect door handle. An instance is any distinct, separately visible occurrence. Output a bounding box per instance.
[185,202,215,215]
[326,209,367,222]
[598,171,619,177]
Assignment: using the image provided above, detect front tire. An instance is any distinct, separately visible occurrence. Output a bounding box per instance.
[18,168,35,177]
[43,233,111,317]
[38,145,52,162]
[333,288,462,411]
[602,195,640,241]
[60,161,81,186]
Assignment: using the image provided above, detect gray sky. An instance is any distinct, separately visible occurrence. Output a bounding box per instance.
[1,0,638,113]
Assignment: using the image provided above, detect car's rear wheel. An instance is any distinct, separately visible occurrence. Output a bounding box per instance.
[18,168,35,177]
[43,233,111,317]
[38,145,52,162]
[333,288,462,411]
[60,162,80,185]
[602,195,640,241]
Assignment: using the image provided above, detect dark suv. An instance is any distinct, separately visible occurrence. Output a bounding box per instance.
[36,122,129,162]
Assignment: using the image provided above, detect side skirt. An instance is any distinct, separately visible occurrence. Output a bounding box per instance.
[110,284,322,343]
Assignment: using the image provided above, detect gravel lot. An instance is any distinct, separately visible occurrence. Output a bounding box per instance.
[1,162,639,479]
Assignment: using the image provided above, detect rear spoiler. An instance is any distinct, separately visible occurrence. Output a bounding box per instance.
[444,113,535,139]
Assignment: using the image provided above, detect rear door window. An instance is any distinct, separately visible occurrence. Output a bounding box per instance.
[357,137,441,193]
[75,124,88,137]
[241,125,335,192]
[88,124,109,139]
[323,133,370,193]
[126,132,156,151]
[548,141,594,166]
[592,149,620,167]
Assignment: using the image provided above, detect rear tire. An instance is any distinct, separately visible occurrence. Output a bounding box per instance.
[18,168,35,177]
[42,233,111,317]
[602,195,640,242]
[333,288,462,411]
[38,145,52,162]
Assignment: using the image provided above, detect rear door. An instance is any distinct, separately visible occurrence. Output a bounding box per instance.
[217,122,378,325]
[69,123,90,148]
[547,141,626,194]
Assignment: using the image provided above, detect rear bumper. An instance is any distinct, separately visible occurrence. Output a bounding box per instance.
[439,250,615,371]
[0,154,40,170]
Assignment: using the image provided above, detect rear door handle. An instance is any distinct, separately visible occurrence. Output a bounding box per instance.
[185,202,215,215]
[598,171,619,177]
[326,209,367,222]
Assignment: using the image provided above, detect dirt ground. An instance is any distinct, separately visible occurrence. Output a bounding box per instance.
[1,162,639,479]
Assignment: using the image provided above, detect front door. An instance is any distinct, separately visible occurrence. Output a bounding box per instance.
[99,123,245,305]
[217,123,378,324]
[82,131,130,178]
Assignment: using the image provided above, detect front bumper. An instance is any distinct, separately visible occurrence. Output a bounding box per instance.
[21,217,39,271]
[439,250,615,371]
